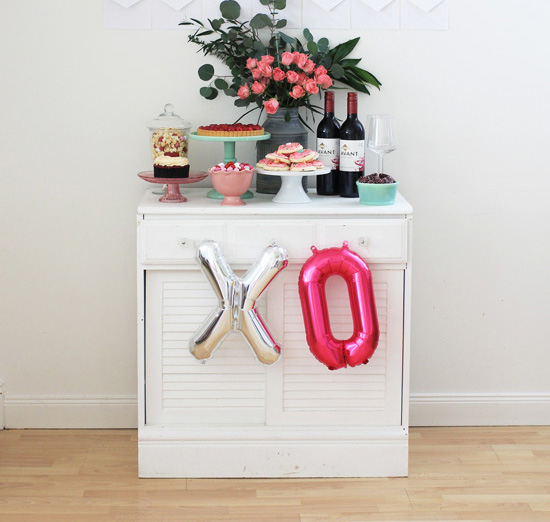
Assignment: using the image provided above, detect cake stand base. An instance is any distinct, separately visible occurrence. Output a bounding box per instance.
[160,183,187,203]
[272,176,311,204]
[207,188,253,200]
[255,167,331,204]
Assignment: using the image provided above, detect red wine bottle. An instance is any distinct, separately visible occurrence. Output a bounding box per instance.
[316,91,340,196]
[339,92,365,198]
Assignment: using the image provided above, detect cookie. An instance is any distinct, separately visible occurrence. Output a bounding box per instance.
[289,149,317,163]
[266,152,291,164]
[290,162,316,172]
[277,142,303,155]
[262,162,290,171]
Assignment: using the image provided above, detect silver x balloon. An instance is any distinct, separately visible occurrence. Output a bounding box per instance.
[189,241,288,365]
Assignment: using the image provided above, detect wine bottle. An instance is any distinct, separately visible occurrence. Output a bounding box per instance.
[316,91,340,196]
[339,92,365,198]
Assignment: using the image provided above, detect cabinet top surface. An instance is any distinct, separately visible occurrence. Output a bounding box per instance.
[138,189,413,217]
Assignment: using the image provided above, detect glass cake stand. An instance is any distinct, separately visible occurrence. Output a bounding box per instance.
[138,171,207,203]
[189,132,271,199]
[255,167,330,204]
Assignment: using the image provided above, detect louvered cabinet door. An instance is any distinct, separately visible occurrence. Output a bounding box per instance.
[266,268,405,427]
[145,270,267,426]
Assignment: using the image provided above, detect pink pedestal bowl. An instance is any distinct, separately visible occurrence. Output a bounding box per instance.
[209,168,254,206]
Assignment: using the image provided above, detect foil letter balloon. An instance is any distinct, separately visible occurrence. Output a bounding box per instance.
[298,242,379,370]
[190,241,288,365]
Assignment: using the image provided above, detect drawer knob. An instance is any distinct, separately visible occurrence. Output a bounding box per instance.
[358,237,368,249]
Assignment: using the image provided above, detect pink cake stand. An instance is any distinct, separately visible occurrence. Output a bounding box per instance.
[138,171,207,203]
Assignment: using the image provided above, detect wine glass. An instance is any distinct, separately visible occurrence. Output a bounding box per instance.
[367,115,396,175]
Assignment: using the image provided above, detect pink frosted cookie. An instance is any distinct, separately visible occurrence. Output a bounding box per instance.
[262,162,290,171]
[265,152,291,164]
[256,158,274,168]
[290,162,316,172]
[277,142,303,155]
[312,160,325,169]
[289,149,317,163]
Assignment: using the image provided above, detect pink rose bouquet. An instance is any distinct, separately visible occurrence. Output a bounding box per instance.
[182,0,381,127]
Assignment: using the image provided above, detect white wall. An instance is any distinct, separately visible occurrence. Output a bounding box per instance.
[1,0,549,427]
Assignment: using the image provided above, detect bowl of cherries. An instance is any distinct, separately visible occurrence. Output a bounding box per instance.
[356,173,398,206]
[208,161,254,206]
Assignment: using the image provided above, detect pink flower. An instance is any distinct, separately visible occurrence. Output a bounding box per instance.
[261,55,275,65]
[257,62,273,78]
[281,52,293,66]
[286,70,299,84]
[317,74,333,89]
[264,98,279,114]
[292,52,307,68]
[290,85,305,99]
[246,58,258,70]
[252,68,262,80]
[251,81,266,95]
[314,65,327,76]
[303,59,315,74]
[272,67,286,82]
[238,84,250,99]
[304,79,319,94]
[297,73,308,86]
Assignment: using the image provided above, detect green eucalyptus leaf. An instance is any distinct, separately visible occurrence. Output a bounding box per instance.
[235,98,250,107]
[250,13,271,29]
[196,30,214,37]
[331,63,345,79]
[276,19,287,28]
[279,32,295,44]
[228,29,238,40]
[214,78,229,90]
[317,37,329,51]
[303,28,313,41]
[225,87,238,97]
[253,40,266,52]
[200,86,213,98]
[210,18,221,30]
[274,0,286,9]
[307,40,318,55]
[259,0,271,4]
[220,0,240,20]
[198,64,215,81]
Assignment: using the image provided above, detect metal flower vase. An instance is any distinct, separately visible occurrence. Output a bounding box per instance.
[256,108,309,194]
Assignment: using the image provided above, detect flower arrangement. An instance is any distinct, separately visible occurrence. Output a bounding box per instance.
[180,0,381,128]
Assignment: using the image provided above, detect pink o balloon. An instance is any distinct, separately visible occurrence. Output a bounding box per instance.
[298,242,379,371]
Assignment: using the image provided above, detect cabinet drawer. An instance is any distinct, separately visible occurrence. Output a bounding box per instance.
[318,219,408,263]
[140,221,225,264]
[227,221,316,263]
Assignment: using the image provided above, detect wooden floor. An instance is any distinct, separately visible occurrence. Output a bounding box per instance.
[0,427,549,521]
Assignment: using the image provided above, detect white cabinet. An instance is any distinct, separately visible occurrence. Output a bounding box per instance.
[137,189,413,478]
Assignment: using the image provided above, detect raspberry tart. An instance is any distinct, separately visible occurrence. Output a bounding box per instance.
[198,124,264,137]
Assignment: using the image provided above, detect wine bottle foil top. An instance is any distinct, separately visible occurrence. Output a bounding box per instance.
[325,90,335,112]
[347,92,358,114]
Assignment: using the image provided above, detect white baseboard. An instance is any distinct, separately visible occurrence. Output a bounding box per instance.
[4,395,137,428]
[0,381,4,430]
[3,393,550,429]
[410,393,550,426]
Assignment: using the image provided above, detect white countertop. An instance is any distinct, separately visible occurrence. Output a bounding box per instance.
[138,188,413,217]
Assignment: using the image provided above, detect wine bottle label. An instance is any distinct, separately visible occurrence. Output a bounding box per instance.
[317,138,340,170]
[339,140,365,172]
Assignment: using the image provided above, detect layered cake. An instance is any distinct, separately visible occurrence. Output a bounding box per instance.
[153,155,190,178]
[198,124,264,137]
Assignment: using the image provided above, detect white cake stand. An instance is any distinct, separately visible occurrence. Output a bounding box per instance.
[256,167,330,204]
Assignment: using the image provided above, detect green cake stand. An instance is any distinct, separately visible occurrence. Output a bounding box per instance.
[189,131,271,199]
